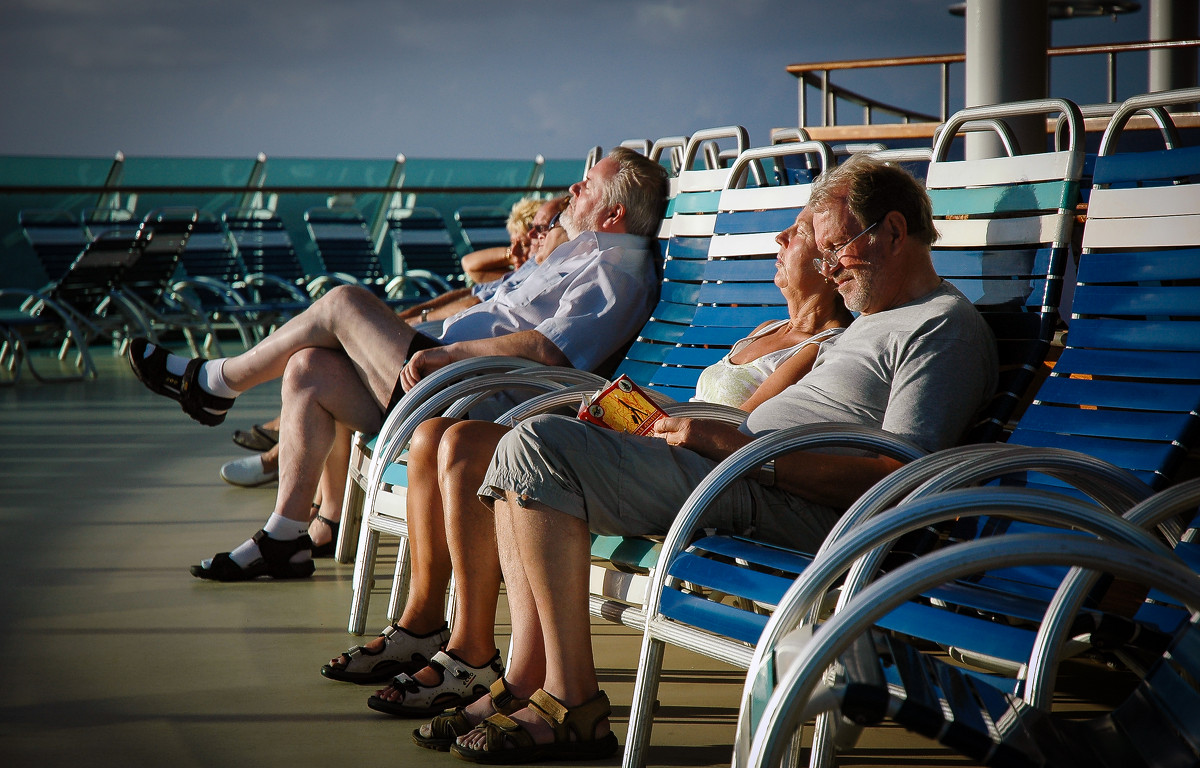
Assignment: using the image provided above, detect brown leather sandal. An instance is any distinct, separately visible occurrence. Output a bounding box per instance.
[412,677,527,752]
[450,688,618,764]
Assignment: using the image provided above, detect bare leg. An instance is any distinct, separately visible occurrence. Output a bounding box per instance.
[335,417,460,670]
[457,491,602,750]
[374,419,518,706]
[220,284,415,404]
[308,423,350,547]
[273,348,386,525]
[260,443,279,474]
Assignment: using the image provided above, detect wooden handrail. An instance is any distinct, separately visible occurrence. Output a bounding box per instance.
[786,39,1200,76]
[786,38,1200,128]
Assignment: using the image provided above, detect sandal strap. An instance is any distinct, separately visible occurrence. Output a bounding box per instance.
[488,677,523,711]
[179,357,235,417]
[528,689,568,725]
[315,514,338,528]
[384,650,502,709]
[528,688,613,743]
[251,529,312,563]
[429,650,487,683]
[425,707,472,739]
[478,712,537,752]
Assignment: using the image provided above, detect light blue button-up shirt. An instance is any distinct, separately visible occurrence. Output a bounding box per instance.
[439,231,657,373]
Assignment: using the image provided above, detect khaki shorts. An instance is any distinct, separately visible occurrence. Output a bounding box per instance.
[478,414,839,553]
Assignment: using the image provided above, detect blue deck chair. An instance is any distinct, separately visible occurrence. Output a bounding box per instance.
[728,87,1200,768]
[582,139,836,628]
[221,207,318,305]
[613,126,751,394]
[644,141,834,400]
[337,128,747,633]
[168,213,266,354]
[0,208,200,379]
[454,205,511,256]
[1,226,146,383]
[303,206,423,305]
[738,530,1200,768]
[619,98,1088,768]
[171,213,314,354]
[385,206,462,291]
[106,208,212,356]
[17,209,91,286]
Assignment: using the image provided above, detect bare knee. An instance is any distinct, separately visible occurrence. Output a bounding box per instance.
[439,420,511,476]
[410,417,461,471]
[281,348,327,401]
[317,283,376,313]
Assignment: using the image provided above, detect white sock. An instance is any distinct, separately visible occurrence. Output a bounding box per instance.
[205,514,311,569]
[200,359,242,399]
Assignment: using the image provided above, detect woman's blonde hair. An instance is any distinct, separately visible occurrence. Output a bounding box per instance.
[506,197,544,239]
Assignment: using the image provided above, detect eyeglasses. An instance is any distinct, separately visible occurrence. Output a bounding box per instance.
[528,212,562,238]
[812,218,881,274]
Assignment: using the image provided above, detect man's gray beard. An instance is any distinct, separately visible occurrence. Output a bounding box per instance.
[561,207,581,240]
[561,205,597,240]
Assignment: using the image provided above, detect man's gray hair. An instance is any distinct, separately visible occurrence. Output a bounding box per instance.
[601,146,670,238]
[808,154,937,247]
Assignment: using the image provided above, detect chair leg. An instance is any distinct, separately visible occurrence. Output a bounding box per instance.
[621,632,666,768]
[335,435,366,564]
[348,523,380,635]
[807,712,839,768]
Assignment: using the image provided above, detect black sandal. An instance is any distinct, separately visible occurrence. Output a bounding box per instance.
[178,358,235,426]
[127,338,234,427]
[310,513,340,559]
[127,338,183,397]
[190,530,315,581]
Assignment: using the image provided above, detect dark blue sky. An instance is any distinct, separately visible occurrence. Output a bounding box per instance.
[0,0,1155,160]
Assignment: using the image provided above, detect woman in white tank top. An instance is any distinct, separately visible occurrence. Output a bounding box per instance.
[693,209,852,411]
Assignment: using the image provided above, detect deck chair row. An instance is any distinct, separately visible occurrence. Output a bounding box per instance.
[336,97,1072,659]
[334,100,1068,632]
[1,208,208,383]
[726,87,1200,768]
[331,94,1171,768]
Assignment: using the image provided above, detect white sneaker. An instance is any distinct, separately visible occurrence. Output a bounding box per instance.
[219,455,278,487]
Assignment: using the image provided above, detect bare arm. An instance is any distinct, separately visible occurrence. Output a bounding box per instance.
[738,345,821,412]
[399,330,569,391]
[652,416,903,509]
[396,288,479,320]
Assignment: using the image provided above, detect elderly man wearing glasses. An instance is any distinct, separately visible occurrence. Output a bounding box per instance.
[449,154,999,764]
[128,147,669,583]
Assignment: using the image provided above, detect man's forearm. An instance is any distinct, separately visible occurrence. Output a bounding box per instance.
[444,330,571,368]
[773,451,903,508]
[397,288,474,320]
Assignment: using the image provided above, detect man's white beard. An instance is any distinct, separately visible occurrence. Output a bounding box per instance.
[561,203,597,240]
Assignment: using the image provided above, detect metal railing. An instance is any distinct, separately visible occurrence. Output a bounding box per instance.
[787,38,1200,128]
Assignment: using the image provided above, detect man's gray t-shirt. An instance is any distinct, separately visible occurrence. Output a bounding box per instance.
[741,281,997,453]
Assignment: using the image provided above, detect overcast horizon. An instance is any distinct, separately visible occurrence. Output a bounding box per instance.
[0,0,1159,160]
